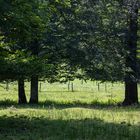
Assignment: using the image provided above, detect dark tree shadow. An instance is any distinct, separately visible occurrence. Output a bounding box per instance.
[0,115,140,140]
[0,99,140,112]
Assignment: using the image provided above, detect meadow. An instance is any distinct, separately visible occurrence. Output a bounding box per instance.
[0,80,140,140]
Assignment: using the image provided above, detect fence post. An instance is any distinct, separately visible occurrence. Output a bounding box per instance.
[98,83,100,92]
[71,82,74,92]
[39,82,42,92]
[6,81,9,91]
[105,83,107,92]
[68,81,70,91]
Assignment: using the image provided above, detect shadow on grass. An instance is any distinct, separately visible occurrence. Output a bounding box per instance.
[0,99,140,112]
[0,115,140,140]
[0,99,116,108]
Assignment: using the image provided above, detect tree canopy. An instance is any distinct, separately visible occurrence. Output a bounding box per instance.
[0,0,140,105]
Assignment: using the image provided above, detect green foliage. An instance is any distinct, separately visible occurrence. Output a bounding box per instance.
[0,0,140,85]
[0,0,45,43]
[73,0,140,82]
[0,0,61,81]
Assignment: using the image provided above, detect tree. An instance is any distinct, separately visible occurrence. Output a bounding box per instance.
[122,0,139,105]
[0,0,45,104]
[76,0,140,105]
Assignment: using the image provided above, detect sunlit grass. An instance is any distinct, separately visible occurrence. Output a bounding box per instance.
[0,80,125,104]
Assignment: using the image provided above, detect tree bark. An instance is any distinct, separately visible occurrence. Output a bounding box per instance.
[18,79,27,104]
[29,40,39,104]
[122,5,139,105]
[29,76,38,104]
[123,80,138,105]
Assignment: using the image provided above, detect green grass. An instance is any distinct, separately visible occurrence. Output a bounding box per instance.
[0,80,140,140]
[0,80,125,104]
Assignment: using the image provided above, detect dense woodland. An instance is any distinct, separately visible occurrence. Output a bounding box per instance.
[0,0,140,106]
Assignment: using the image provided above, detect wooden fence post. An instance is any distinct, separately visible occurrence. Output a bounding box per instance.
[71,82,74,92]
[6,81,9,91]
[105,83,107,92]
[39,82,42,92]
[98,83,100,92]
[68,81,70,91]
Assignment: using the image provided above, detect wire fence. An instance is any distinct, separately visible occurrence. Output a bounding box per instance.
[0,80,125,94]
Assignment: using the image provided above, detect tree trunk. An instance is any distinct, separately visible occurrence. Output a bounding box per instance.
[18,79,27,104]
[123,80,138,105]
[123,5,139,105]
[29,76,38,104]
[29,40,39,104]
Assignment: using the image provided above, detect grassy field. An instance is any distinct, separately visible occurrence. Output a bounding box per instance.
[0,80,140,140]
